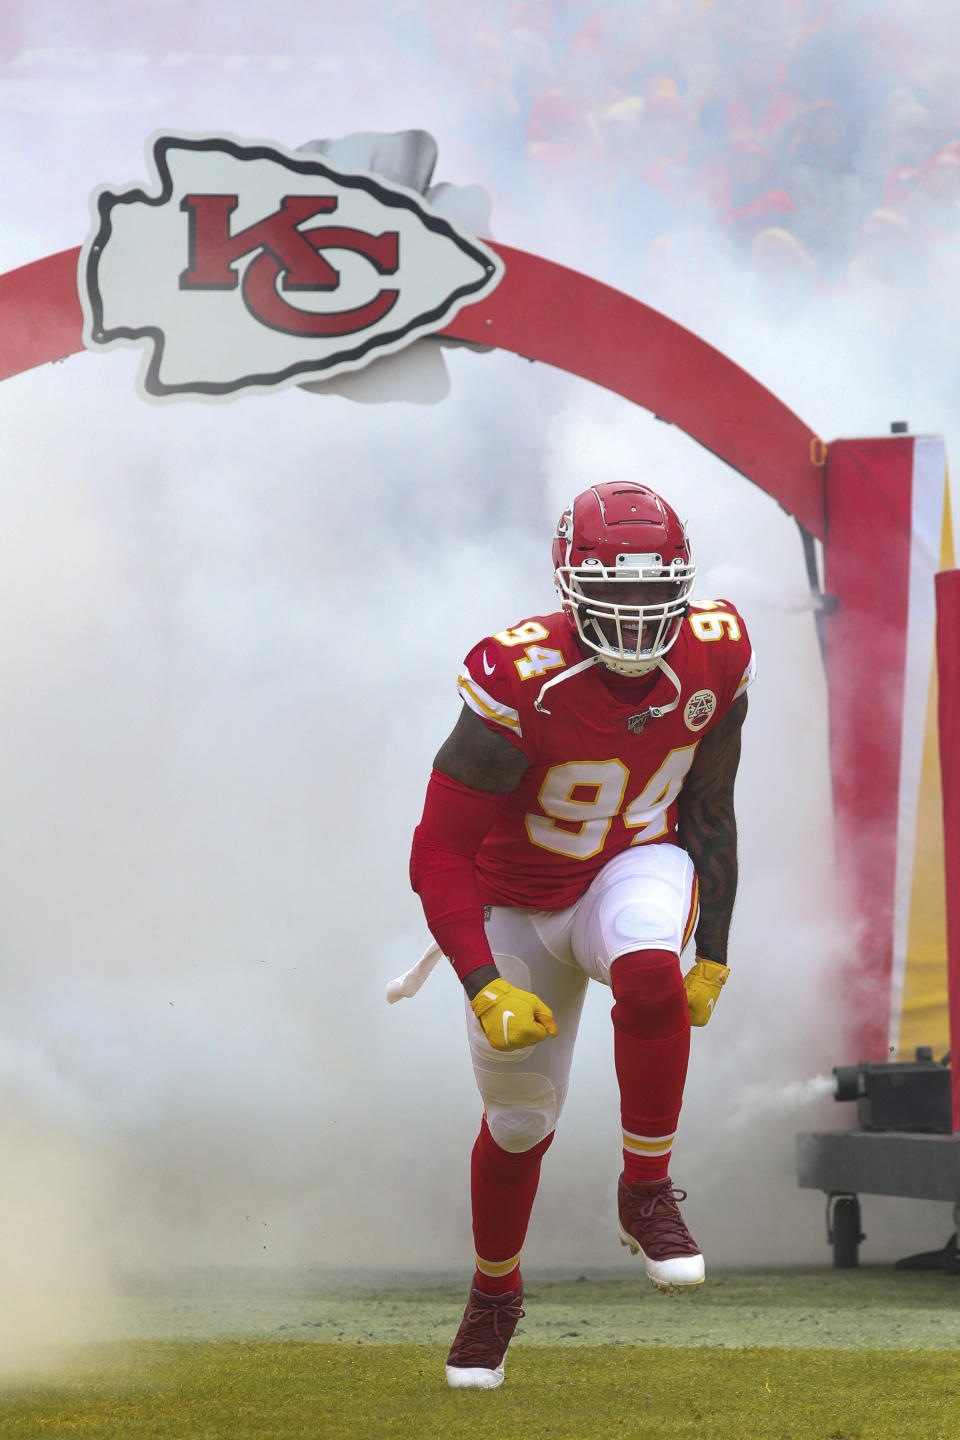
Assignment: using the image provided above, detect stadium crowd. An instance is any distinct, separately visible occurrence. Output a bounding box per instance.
[420,0,960,314]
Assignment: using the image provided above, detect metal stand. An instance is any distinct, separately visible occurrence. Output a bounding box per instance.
[826,1192,865,1268]
[895,1202,960,1272]
[798,1131,960,1271]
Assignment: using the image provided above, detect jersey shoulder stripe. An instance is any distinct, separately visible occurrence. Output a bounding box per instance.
[457,671,522,735]
[734,649,757,698]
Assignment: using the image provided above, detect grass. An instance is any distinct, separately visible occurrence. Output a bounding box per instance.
[104,1265,960,1349]
[1,1341,958,1440]
[2,1269,958,1438]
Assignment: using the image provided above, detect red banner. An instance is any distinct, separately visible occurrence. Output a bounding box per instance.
[824,438,915,1057]
[935,569,960,1129]
[824,437,952,1063]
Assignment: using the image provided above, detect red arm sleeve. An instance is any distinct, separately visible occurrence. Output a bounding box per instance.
[409,769,506,983]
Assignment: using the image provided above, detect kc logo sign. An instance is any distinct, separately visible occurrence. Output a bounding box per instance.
[80,133,504,400]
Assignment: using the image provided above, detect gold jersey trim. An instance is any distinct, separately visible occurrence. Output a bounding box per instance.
[458,671,522,734]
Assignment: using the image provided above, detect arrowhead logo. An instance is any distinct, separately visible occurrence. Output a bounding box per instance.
[79,131,504,400]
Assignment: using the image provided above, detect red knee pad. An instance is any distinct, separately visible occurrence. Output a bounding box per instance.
[610,948,687,1039]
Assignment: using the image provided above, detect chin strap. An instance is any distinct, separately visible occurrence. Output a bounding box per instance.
[534,655,599,713]
[645,658,682,718]
[534,655,683,717]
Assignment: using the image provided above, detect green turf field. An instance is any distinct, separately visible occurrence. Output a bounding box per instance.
[102,1264,960,1350]
[1,1269,958,1439]
[1,1341,958,1440]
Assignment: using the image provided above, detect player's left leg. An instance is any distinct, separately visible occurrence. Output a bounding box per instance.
[571,843,704,1293]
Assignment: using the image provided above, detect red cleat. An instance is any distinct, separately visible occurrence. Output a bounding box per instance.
[618,1175,705,1293]
[445,1280,525,1389]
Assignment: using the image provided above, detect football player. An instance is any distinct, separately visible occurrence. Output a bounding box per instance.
[409,480,754,1388]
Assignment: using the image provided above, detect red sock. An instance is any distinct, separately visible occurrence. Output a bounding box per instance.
[470,1114,553,1294]
[610,948,690,1184]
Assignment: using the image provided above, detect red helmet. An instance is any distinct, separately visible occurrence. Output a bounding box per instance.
[552,482,696,674]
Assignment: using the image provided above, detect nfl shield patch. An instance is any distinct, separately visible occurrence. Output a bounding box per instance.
[684,690,717,731]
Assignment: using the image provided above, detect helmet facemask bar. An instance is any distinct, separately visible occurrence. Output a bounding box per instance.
[555,552,696,675]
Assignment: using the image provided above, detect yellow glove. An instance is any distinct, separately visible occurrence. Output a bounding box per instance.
[470,978,559,1052]
[683,958,730,1027]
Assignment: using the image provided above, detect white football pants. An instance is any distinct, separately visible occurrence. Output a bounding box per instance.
[465,842,698,1153]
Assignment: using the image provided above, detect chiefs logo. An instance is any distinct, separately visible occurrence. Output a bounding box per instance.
[179,193,402,338]
[684,689,717,731]
[80,132,503,400]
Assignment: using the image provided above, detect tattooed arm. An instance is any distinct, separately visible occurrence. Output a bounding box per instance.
[676,694,748,966]
[434,704,530,794]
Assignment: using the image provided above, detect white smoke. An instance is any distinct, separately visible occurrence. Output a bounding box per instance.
[0,2,957,1363]
[723,1075,840,1128]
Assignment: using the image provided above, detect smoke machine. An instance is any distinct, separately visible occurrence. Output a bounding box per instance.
[832,1049,953,1135]
[798,1048,960,1271]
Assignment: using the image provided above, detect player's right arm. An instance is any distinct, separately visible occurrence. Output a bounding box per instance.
[410,705,527,1001]
[414,639,564,1048]
[434,703,531,794]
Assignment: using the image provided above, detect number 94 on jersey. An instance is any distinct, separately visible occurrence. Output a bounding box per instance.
[525,747,697,859]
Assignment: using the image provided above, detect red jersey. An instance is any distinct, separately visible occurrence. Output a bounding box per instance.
[457,602,755,909]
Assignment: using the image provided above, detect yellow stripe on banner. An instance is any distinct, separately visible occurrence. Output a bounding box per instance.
[899,479,954,1060]
[476,1251,522,1278]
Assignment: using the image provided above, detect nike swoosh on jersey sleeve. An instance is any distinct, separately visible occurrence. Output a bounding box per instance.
[457,671,523,735]
[734,650,757,697]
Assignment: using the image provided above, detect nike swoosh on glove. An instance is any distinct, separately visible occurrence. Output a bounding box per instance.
[470,977,559,1052]
[683,958,731,1026]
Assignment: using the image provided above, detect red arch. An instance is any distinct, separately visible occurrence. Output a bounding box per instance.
[0,240,825,538]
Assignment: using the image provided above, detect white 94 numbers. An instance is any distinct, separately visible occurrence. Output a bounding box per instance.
[493,621,549,647]
[525,747,698,858]
[514,644,565,680]
[491,622,568,681]
[688,600,741,643]
[622,746,698,843]
[489,616,714,858]
[526,760,628,859]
